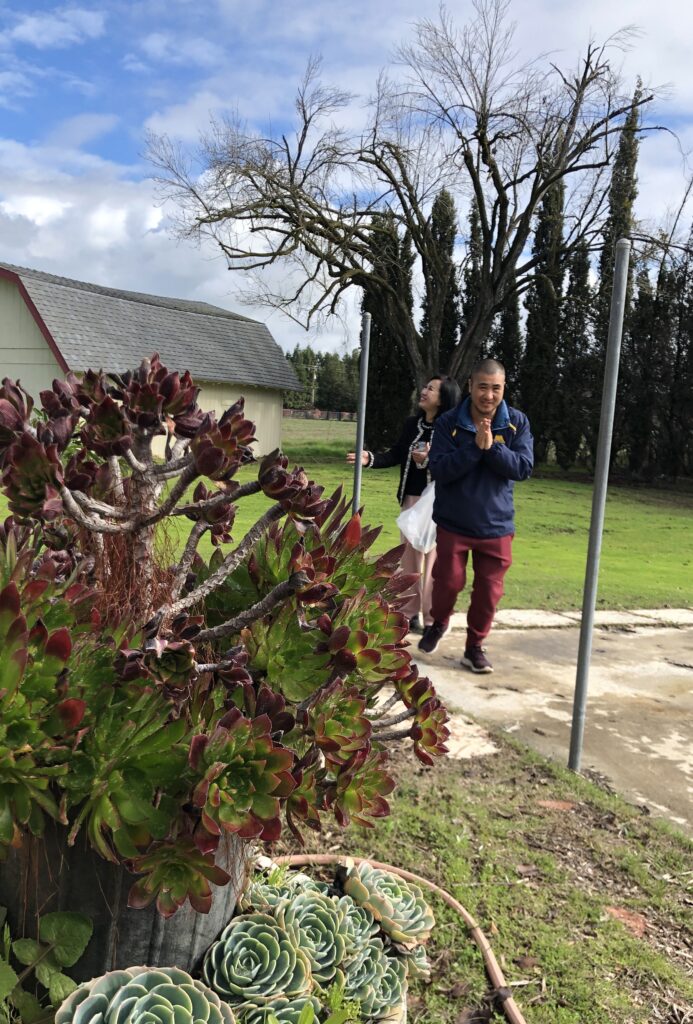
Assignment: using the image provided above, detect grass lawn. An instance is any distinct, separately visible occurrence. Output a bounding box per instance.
[277,737,693,1023]
[2,416,692,610]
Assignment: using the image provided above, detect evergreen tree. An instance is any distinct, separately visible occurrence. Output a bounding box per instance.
[461,198,484,358]
[284,345,321,408]
[553,239,593,468]
[520,177,565,462]
[362,212,416,447]
[587,84,642,461]
[486,272,523,404]
[421,189,460,372]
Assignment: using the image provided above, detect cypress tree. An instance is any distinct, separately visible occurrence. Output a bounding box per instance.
[520,177,565,462]
[553,239,593,468]
[362,212,416,448]
[461,198,484,356]
[587,84,642,461]
[421,189,460,372]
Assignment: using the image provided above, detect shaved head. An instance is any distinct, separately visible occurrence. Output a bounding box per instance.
[471,358,505,380]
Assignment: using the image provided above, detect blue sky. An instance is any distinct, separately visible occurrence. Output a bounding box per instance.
[1,0,693,354]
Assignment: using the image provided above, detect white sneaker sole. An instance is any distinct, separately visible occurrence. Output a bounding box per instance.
[461,655,494,674]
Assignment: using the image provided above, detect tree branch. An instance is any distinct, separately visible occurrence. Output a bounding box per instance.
[196,571,311,641]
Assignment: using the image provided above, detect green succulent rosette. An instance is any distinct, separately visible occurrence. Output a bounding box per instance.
[239,872,329,913]
[203,913,311,1008]
[335,894,379,955]
[54,966,236,1024]
[402,943,431,981]
[241,995,322,1024]
[361,953,408,1021]
[343,863,435,949]
[342,937,387,1007]
[276,891,348,985]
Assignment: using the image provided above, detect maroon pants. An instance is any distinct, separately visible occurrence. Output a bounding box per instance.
[430,527,513,647]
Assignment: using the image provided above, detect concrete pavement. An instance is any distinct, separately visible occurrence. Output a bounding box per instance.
[413,609,693,834]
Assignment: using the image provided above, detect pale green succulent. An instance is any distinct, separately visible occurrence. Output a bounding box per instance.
[54,966,236,1024]
[342,938,387,1008]
[367,955,408,1021]
[240,873,330,913]
[335,895,379,956]
[401,943,431,981]
[240,995,322,1023]
[203,913,311,1008]
[276,891,348,985]
[343,863,434,949]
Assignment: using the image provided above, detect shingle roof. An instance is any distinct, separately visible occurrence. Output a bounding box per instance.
[0,262,300,391]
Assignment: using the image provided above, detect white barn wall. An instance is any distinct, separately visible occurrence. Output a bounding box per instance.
[0,277,62,396]
[196,381,283,456]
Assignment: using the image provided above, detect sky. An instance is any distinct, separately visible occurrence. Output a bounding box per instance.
[1,0,693,357]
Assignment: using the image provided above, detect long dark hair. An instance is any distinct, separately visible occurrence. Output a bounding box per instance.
[430,375,462,418]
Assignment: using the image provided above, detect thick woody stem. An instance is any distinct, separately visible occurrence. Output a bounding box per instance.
[196,571,311,641]
[366,690,401,719]
[164,502,285,616]
[374,726,414,742]
[123,448,148,474]
[171,479,261,516]
[108,456,125,502]
[71,490,130,520]
[139,463,198,526]
[372,707,416,731]
[153,452,194,478]
[170,521,208,603]
[60,486,133,534]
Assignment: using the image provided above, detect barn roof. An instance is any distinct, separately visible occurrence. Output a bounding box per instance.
[0,262,299,391]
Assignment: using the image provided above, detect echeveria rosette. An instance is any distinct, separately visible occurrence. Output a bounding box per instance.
[366,954,408,1022]
[55,966,236,1024]
[276,890,348,985]
[203,913,312,1009]
[190,709,296,842]
[343,863,435,949]
[402,943,432,981]
[335,894,379,955]
[239,872,329,914]
[341,938,387,1010]
[128,839,231,918]
[242,996,322,1024]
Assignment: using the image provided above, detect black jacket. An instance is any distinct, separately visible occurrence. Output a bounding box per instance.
[369,415,435,505]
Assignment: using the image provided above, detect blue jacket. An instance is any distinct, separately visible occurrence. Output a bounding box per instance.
[429,398,533,538]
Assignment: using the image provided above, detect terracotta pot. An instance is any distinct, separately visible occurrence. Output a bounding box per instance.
[0,823,249,981]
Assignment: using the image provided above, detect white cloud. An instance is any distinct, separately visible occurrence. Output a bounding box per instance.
[144,89,229,141]
[0,195,73,226]
[139,31,227,68]
[44,113,120,149]
[5,7,106,50]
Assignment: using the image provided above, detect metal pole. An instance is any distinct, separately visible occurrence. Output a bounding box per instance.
[352,312,372,515]
[568,238,631,771]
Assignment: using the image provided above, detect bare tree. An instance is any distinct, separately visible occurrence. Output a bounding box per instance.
[148,0,653,386]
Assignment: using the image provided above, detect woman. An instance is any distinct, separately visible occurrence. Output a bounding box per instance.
[347,375,461,633]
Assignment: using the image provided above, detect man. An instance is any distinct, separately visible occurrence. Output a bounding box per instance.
[418,358,533,673]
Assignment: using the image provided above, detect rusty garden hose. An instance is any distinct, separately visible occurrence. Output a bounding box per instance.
[273,853,527,1024]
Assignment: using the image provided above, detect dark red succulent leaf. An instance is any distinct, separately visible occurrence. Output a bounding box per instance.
[0,378,34,459]
[1,432,64,520]
[191,402,256,482]
[80,396,133,457]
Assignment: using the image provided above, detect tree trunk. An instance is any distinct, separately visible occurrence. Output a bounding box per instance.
[0,825,250,981]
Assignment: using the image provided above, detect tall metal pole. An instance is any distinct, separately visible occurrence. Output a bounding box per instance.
[568,238,631,771]
[352,312,372,515]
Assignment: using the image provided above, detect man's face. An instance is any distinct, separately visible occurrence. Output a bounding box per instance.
[468,371,505,419]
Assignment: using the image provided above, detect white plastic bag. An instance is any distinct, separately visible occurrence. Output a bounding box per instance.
[396,482,436,553]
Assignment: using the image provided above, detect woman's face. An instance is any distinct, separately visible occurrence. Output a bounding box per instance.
[418,378,442,415]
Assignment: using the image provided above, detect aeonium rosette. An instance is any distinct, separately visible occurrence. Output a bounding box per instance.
[189,709,296,842]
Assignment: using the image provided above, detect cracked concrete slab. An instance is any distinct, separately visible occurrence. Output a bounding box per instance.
[413,621,693,834]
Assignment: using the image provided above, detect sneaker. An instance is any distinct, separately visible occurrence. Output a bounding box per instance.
[461,646,493,673]
[417,620,448,654]
[408,615,423,634]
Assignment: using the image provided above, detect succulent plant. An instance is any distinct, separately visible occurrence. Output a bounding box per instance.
[401,943,432,981]
[335,895,379,955]
[276,891,348,985]
[241,995,322,1024]
[238,871,329,914]
[343,863,435,949]
[341,937,387,1007]
[203,913,312,1008]
[54,966,236,1024]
